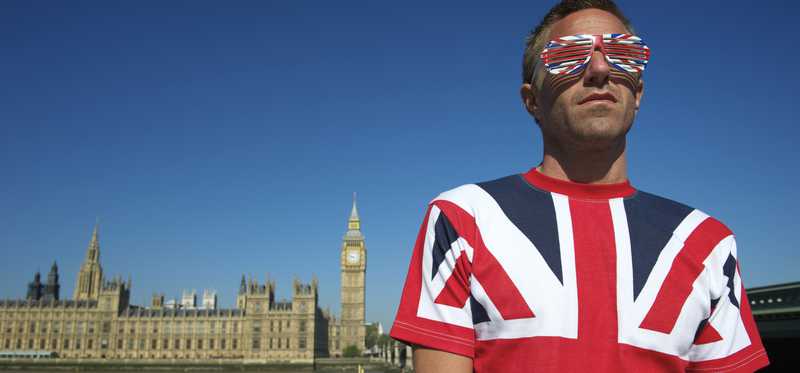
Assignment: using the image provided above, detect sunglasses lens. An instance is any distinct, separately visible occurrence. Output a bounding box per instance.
[603,35,650,73]
[540,37,593,75]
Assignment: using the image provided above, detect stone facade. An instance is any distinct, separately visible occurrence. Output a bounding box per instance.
[0,196,368,361]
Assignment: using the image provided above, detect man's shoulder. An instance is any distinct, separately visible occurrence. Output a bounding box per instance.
[629,189,735,242]
[430,173,528,210]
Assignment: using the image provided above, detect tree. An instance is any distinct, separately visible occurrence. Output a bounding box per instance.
[343,344,361,358]
[365,323,379,350]
[377,334,393,357]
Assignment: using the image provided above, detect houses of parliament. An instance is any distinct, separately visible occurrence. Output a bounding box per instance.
[0,198,367,362]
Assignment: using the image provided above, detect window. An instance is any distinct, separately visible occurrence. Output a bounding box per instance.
[186,339,191,349]
[269,338,273,349]
[101,338,108,350]
[221,339,226,349]
[139,339,145,350]
[29,321,36,333]
[75,339,81,349]
[151,339,157,349]
[221,321,226,331]
[64,339,70,350]
[41,322,47,334]
[174,339,180,349]
[233,322,238,333]
[232,339,237,349]
[252,321,261,333]
[152,323,158,333]
[127,339,134,350]
[102,322,111,333]
[251,338,260,350]
[165,324,171,333]
[299,337,306,350]
[52,339,57,349]
[87,339,93,349]
[285,338,289,349]
[278,321,282,332]
[117,339,123,349]
[88,322,95,334]
[3,340,8,349]
[278,338,282,349]
[28,339,33,349]
[163,339,169,349]
[299,321,306,332]
[76,321,84,335]
[39,339,45,349]
[270,321,274,332]
[198,339,203,350]
[209,339,214,349]
[52,321,60,334]
[16,339,21,349]
[209,321,215,333]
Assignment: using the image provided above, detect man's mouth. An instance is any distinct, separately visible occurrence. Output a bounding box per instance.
[578,92,617,105]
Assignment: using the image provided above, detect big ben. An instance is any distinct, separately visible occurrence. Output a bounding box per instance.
[340,193,366,351]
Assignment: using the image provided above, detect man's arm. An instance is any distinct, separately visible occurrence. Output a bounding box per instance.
[413,346,473,373]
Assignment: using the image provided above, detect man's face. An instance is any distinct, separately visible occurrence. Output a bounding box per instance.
[523,9,644,151]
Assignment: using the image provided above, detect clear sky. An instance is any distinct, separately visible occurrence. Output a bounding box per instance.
[1,1,798,330]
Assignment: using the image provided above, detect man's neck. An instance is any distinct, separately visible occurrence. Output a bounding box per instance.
[538,137,628,184]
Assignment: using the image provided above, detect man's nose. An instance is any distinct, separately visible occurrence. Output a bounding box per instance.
[583,43,611,86]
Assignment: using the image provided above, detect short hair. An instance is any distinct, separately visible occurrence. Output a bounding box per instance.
[522,0,636,88]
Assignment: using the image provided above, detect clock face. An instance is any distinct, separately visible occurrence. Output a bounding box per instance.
[347,250,360,264]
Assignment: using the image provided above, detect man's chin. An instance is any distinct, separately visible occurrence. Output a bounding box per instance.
[565,118,629,149]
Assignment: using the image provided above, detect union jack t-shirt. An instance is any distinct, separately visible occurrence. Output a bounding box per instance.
[390,168,768,372]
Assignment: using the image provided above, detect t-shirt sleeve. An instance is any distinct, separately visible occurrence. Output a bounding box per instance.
[389,202,476,358]
[686,236,769,372]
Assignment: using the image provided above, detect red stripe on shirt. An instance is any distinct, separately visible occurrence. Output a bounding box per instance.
[434,200,535,320]
[640,217,732,333]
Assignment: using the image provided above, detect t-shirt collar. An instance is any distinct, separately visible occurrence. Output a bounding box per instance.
[522,167,636,199]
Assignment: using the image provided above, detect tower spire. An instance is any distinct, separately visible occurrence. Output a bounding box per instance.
[350,192,359,221]
[347,192,362,233]
[87,221,100,262]
[74,221,104,301]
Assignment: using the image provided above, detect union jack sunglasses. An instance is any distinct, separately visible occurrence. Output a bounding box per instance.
[539,33,650,76]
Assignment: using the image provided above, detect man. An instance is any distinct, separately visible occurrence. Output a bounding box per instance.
[389,1,769,372]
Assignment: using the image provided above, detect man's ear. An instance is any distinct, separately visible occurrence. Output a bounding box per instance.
[520,83,540,121]
[634,77,644,115]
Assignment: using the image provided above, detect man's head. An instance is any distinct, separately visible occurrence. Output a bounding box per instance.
[520,0,645,152]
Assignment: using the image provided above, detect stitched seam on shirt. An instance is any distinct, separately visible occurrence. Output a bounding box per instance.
[394,321,474,347]
[394,321,474,344]
[685,349,766,371]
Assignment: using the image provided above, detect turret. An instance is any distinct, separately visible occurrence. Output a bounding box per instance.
[26,271,43,300]
[43,262,60,301]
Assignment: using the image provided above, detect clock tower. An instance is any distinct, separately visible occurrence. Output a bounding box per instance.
[340,193,366,351]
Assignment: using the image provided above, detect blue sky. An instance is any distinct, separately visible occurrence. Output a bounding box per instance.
[1,1,798,330]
